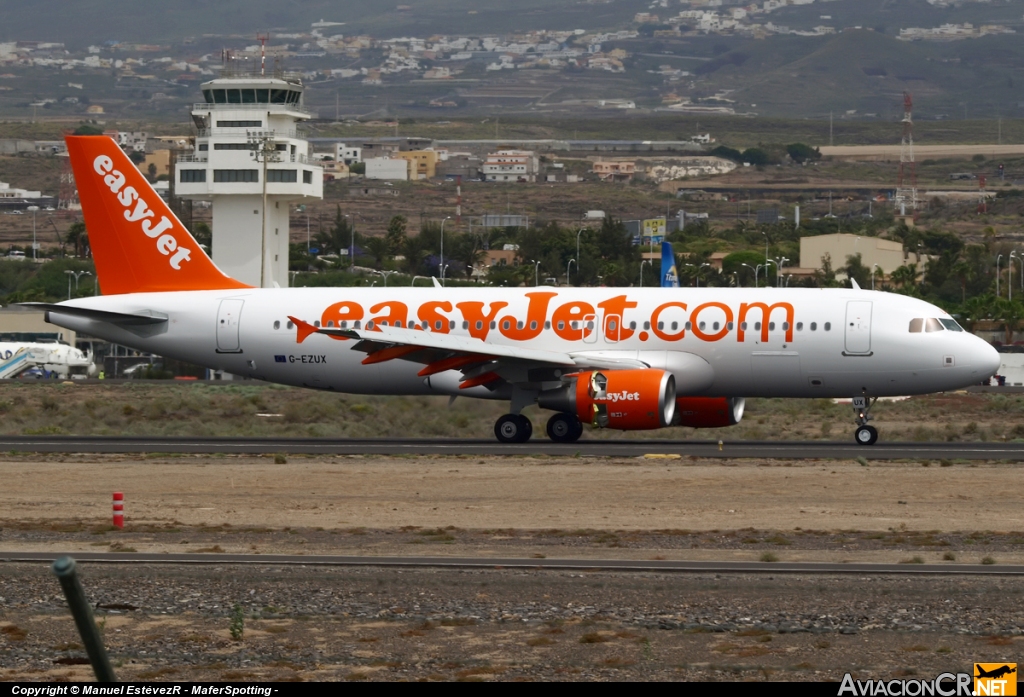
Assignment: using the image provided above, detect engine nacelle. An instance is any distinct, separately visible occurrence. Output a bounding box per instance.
[674,397,745,428]
[538,369,676,430]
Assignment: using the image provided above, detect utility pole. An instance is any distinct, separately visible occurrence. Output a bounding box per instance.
[829,111,833,147]
[248,131,281,288]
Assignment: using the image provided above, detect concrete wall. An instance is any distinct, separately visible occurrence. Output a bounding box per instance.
[799,233,924,275]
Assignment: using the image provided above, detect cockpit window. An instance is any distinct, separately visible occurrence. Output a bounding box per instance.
[910,317,952,333]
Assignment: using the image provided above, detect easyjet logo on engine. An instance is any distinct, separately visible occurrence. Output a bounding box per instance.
[604,391,640,402]
[93,155,192,270]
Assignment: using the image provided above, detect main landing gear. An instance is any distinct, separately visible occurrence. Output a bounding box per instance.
[546,412,583,443]
[493,412,585,444]
[852,395,878,445]
[495,413,533,443]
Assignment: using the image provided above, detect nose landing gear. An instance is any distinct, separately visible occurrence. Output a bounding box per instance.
[852,395,878,445]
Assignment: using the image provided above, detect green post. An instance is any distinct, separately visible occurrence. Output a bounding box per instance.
[51,556,117,682]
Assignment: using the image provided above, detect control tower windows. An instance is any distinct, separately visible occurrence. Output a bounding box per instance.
[271,88,288,103]
[241,89,257,104]
[214,169,259,183]
[204,88,301,106]
[217,120,262,128]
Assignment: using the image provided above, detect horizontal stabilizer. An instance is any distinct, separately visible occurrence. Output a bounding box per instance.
[18,303,168,326]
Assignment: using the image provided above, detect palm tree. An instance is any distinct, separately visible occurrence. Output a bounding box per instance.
[363,237,390,270]
[994,297,1024,345]
[889,264,919,294]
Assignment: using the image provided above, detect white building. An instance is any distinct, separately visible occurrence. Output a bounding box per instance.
[482,149,539,183]
[334,143,362,165]
[365,157,409,181]
[0,182,43,199]
[175,74,323,288]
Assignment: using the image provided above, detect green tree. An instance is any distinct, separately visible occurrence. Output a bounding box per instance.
[889,264,919,294]
[843,253,871,289]
[191,222,212,251]
[385,215,407,255]
[363,236,390,270]
[66,221,89,258]
[786,143,821,163]
[314,205,356,258]
[995,298,1024,344]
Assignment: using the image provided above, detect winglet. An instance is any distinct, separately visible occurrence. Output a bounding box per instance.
[288,316,319,344]
[850,278,861,290]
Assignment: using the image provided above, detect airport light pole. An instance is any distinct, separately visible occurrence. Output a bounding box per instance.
[248,132,281,288]
[1010,251,1017,302]
[764,259,776,287]
[28,205,39,260]
[411,275,428,286]
[997,254,1003,298]
[640,259,651,288]
[440,264,450,283]
[566,258,576,286]
[439,216,451,286]
[696,262,711,288]
[872,264,881,291]
[530,260,541,287]
[773,256,788,287]
[64,270,92,300]
[374,270,399,287]
[740,262,756,287]
[576,227,588,278]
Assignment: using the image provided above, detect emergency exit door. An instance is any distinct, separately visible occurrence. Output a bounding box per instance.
[216,299,244,353]
[844,301,872,355]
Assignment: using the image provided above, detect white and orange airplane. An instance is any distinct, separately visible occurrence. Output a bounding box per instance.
[26,136,1000,444]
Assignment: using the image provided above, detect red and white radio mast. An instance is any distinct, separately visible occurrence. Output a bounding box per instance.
[257,33,270,76]
[895,91,917,213]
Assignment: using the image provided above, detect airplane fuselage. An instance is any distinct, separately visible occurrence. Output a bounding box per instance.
[46,286,998,400]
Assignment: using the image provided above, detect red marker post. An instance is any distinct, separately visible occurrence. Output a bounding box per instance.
[112,492,124,529]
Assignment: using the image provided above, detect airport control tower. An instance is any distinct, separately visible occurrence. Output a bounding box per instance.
[176,58,322,288]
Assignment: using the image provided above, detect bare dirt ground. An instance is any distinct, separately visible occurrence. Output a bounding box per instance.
[1,453,1023,681]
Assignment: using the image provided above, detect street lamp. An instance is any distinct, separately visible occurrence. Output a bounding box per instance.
[247,132,282,288]
[696,262,711,287]
[576,227,588,275]
[640,259,651,288]
[764,259,777,286]
[773,256,789,287]
[872,264,881,291]
[529,259,541,287]
[27,206,39,260]
[439,216,452,286]
[374,269,399,286]
[997,254,1003,298]
[411,275,428,286]
[732,272,738,287]
[1010,251,1017,302]
[440,264,450,283]
[740,262,757,288]
[566,258,576,286]
[64,270,92,299]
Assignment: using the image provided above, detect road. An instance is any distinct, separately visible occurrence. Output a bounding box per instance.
[3,551,1023,575]
[0,435,1021,459]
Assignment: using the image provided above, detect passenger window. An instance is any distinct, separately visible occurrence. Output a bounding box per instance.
[490,321,496,329]
[755,322,761,331]
[608,320,617,331]
[727,322,734,330]
[287,321,294,329]
[712,322,719,331]
[463,321,469,330]
[769,322,775,331]
[629,321,636,330]
[824,322,831,331]
[366,320,374,329]
[341,321,347,328]
[925,318,944,333]
[517,321,524,330]
[450,321,456,330]
[354,321,361,329]
[546,321,552,330]
[586,321,594,330]
[314,321,321,328]
[476,321,483,330]
[395,320,402,328]
[670,321,678,331]
[558,321,565,330]
[643,321,650,330]
[327,321,335,328]
[685,322,692,331]
[796,322,802,331]
[698,321,705,330]
[810,322,817,331]
[502,320,510,330]
[740,322,747,330]
[273,320,280,329]
[435,320,443,330]
[782,322,789,331]
[909,318,923,333]
[657,321,664,330]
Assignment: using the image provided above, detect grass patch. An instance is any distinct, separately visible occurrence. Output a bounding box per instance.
[527,636,555,647]
[899,556,925,564]
[579,632,609,644]
[981,556,997,565]
[1,625,27,641]
[760,552,779,562]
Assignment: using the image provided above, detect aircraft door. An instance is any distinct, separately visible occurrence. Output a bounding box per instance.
[844,301,872,355]
[583,314,598,344]
[216,298,244,353]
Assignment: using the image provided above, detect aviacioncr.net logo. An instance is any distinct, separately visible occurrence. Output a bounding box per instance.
[839,673,973,696]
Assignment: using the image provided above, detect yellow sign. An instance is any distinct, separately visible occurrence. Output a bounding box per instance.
[975,664,1017,696]
[642,218,666,238]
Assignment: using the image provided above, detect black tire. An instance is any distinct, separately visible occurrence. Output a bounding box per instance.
[495,414,532,443]
[855,425,878,445]
[546,412,582,443]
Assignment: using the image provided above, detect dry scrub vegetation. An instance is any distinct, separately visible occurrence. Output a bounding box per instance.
[0,382,1018,441]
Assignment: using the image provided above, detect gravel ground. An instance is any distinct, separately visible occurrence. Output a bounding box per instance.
[1,564,1022,682]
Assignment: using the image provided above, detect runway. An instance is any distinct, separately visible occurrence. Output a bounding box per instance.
[0,435,1022,459]
[3,551,1023,575]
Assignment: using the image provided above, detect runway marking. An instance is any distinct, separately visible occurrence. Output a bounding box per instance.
[2,552,1024,575]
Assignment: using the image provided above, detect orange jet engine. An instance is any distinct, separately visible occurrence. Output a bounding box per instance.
[674,397,746,428]
[539,369,676,430]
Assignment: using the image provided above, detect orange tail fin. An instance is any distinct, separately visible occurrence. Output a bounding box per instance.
[65,135,251,295]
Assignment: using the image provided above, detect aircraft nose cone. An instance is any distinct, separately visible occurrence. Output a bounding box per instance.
[979,340,1001,379]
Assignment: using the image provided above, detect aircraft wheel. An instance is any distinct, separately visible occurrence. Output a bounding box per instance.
[495,414,532,444]
[546,412,583,443]
[854,425,878,445]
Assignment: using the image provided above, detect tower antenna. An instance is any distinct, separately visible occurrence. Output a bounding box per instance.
[257,33,270,76]
[895,91,917,213]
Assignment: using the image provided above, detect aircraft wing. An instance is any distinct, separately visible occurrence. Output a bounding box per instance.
[287,316,646,390]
